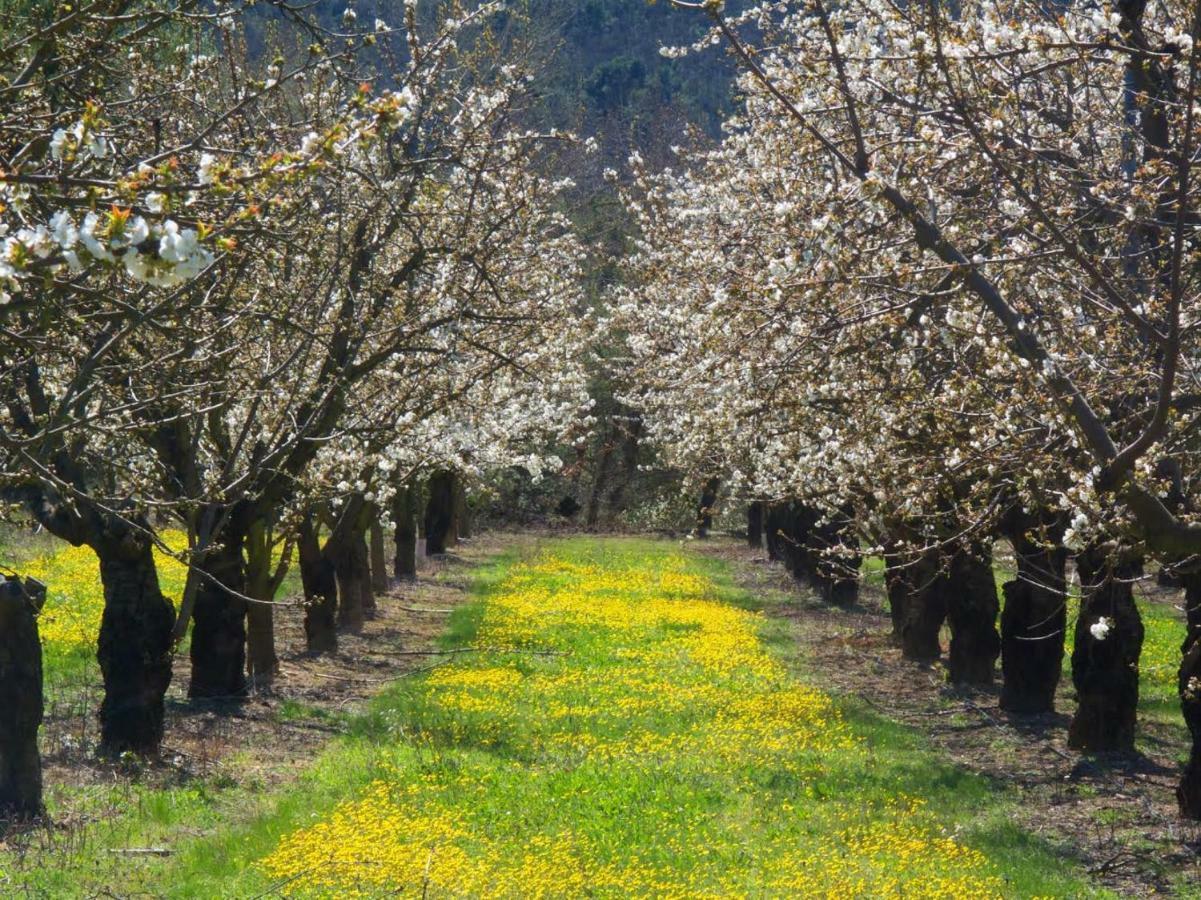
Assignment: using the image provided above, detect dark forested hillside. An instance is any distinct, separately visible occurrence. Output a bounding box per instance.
[525,0,738,160]
[303,0,740,166]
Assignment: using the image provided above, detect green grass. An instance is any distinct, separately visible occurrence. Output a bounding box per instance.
[4,537,1106,896]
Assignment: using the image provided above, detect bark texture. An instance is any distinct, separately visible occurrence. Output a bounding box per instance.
[999,513,1068,713]
[392,484,418,580]
[189,533,248,699]
[299,512,338,654]
[335,527,371,632]
[425,470,456,555]
[1178,570,1201,817]
[747,501,764,549]
[95,528,176,752]
[888,553,947,662]
[0,577,44,819]
[944,543,1001,685]
[1068,548,1144,753]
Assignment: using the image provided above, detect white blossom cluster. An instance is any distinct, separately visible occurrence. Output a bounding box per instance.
[614,0,1201,560]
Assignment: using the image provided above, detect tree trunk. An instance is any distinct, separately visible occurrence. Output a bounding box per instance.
[245,603,277,688]
[999,515,1067,713]
[244,519,279,688]
[299,512,337,654]
[765,504,784,561]
[0,577,44,819]
[1178,570,1201,817]
[357,530,375,617]
[425,470,455,555]
[894,553,947,662]
[95,530,176,753]
[1068,548,1144,753]
[883,548,908,644]
[696,477,719,538]
[335,529,370,633]
[605,413,643,518]
[392,484,418,580]
[945,543,1001,685]
[370,517,389,594]
[780,503,818,585]
[747,502,764,549]
[585,431,616,529]
[454,480,472,540]
[189,531,248,700]
[810,506,860,606]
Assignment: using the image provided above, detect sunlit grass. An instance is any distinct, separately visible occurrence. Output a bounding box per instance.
[4,538,1103,897]
[225,539,1094,897]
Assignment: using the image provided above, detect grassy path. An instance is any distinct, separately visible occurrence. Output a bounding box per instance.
[150,537,1093,897]
[5,536,1105,896]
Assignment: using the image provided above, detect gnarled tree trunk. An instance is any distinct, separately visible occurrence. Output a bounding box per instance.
[1068,548,1144,753]
[189,530,248,700]
[95,525,176,753]
[783,503,820,586]
[809,505,860,606]
[0,576,44,819]
[999,513,1067,713]
[945,542,1001,685]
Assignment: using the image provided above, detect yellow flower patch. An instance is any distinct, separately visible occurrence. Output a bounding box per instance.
[260,546,1005,898]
